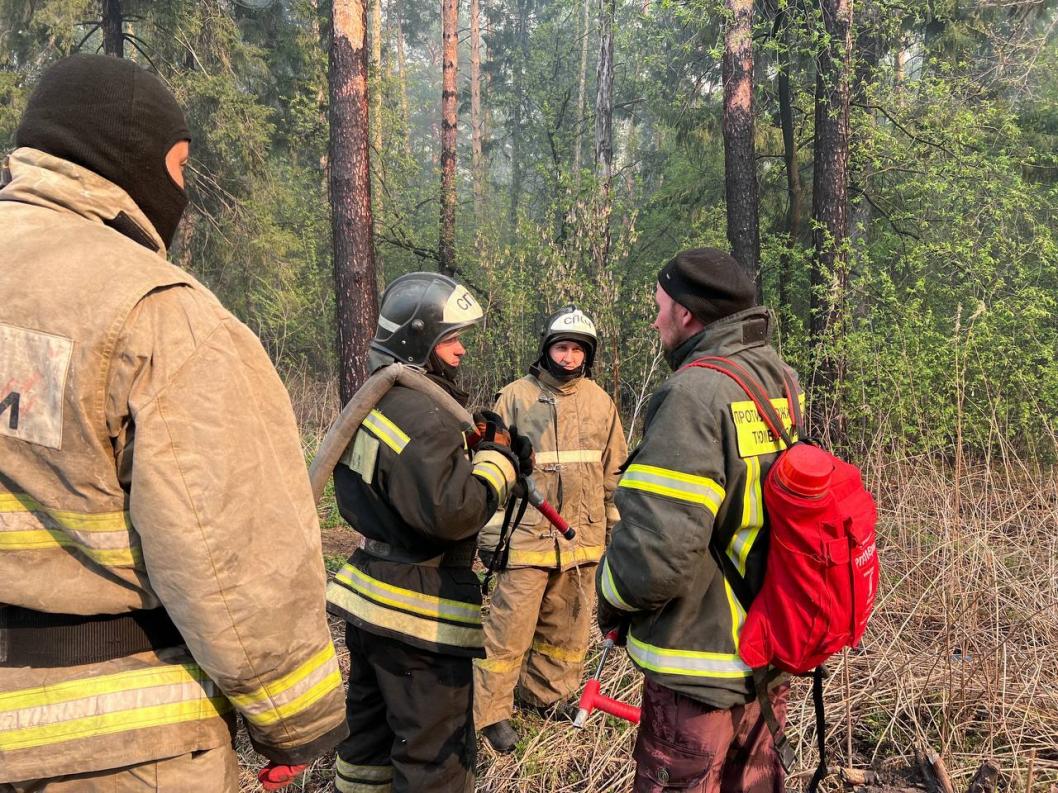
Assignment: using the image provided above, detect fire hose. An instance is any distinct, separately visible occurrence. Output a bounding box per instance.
[572,629,641,728]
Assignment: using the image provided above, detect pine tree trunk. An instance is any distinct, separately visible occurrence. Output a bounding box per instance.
[776,7,802,318]
[722,0,760,290]
[573,0,591,184]
[102,0,123,57]
[471,0,484,219]
[439,0,459,275]
[809,0,853,414]
[395,0,411,155]
[594,0,618,403]
[369,0,384,209]
[330,0,379,403]
[509,0,528,230]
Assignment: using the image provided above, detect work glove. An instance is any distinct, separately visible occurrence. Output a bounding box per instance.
[597,594,629,647]
[257,762,308,791]
[472,409,512,447]
[508,425,534,476]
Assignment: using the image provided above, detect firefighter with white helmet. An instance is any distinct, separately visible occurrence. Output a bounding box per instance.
[475,305,627,752]
[326,272,530,792]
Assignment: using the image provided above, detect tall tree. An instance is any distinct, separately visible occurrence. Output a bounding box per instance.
[594,0,616,263]
[369,0,384,221]
[102,0,123,57]
[809,0,853,399]
[508,0,528,230]
[471,0,485,218]
[330,0,379,402]
[721,0,760,288]
[572,0,591,184]
[774,5,802,317]
[439,0,459,274]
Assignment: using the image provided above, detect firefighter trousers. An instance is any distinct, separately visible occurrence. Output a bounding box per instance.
[474,563,596,729]
[632,677,789,793]
[0,745,238,792]
[334,623,475,793]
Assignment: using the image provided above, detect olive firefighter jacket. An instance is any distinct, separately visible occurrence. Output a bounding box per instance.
[597,308,803,709]
[326,381,517,657]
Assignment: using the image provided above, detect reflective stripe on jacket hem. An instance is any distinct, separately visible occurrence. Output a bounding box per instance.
[332,564,481,625]
[0,661,231,752]
[618,464,725,514]
[534,449,602,465]
[505,544,603,568]
[227,643,343,727]
[326,580,483,650]
[626,631,751,679]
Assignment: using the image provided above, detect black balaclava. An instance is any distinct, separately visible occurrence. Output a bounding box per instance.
[426,351,470,406]
[16,54,191,249]
[539,339,586,381]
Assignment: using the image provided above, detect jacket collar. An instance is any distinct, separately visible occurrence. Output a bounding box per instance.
[666,307,773,371]
[0,147,167,256]
[529,365,582,395]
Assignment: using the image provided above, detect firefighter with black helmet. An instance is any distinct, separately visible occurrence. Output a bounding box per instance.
[326,273,529,793]
[475,306,627,753]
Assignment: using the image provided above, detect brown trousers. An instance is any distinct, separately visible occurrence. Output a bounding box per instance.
[0,746,239,793]
[474,564,596,729]
[632,678,788,793]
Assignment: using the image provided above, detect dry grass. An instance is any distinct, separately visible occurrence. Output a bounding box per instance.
[236,382,1058,792]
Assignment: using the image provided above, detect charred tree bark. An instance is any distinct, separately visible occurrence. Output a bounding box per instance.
[471,0,484,219]
[330,0,379,402]
[102,0,123,57]
[721,0,760,290]
[809,0,853,422]
[439,0,459,275]
[775,6,802,318]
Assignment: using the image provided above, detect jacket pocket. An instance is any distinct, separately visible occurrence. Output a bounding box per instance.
[633,738,712,789]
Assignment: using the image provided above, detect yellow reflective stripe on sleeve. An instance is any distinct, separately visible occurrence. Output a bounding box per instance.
[362,409,410,454]
[534,449,603,465]
[0,493,140,567]
[0,662,230,752]
[531,640,586,664]
[228,644,342,727]
[333,564,482,625]
[626,631,751,679]
[326,581,483,649]
[473,654,524,674]
[726,456,763,577]
[472,461,504,497]
[618,464,725,515]
[600,558,635,612]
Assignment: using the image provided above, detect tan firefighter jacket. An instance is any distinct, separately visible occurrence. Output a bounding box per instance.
[478,369,627,570]
[0,149,347,782]
[596,308,803,709]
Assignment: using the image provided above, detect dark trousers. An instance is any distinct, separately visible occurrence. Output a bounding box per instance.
[335,624,475,793]
[632,678,788,793]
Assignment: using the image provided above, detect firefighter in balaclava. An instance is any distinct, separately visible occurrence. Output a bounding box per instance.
[0,55,346,792]
[325,272,531,793]
[475,306,627,753]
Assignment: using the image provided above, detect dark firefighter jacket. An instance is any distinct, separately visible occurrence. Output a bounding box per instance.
[597,307,803,709]
[325,382,516,658]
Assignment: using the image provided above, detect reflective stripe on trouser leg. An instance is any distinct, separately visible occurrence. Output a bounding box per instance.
[473,566,549,728]
[518,564,596,707]
[336,757,394,793]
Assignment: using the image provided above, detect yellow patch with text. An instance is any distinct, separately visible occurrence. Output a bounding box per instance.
[729,394,804,458]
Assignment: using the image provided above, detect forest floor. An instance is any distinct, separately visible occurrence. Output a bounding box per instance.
[236,425,1058,792]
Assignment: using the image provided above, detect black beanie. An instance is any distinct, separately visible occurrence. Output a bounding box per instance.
[657,247,757,325]
[15,54,191,249]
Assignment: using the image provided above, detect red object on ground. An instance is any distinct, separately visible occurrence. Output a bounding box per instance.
[258,763,308,791]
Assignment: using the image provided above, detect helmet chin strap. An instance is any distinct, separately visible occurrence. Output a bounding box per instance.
[541,355,584,381]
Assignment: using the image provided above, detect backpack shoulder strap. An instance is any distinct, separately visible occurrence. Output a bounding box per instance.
[682,356,795,448]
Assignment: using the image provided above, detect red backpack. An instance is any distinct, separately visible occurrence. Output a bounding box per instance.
[684,356,879,790]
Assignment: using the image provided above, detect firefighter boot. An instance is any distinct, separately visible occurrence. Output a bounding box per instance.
[481,720,518,754]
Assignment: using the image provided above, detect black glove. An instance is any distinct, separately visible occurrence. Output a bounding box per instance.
[596,593,629,646]
[508,425,534,476]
